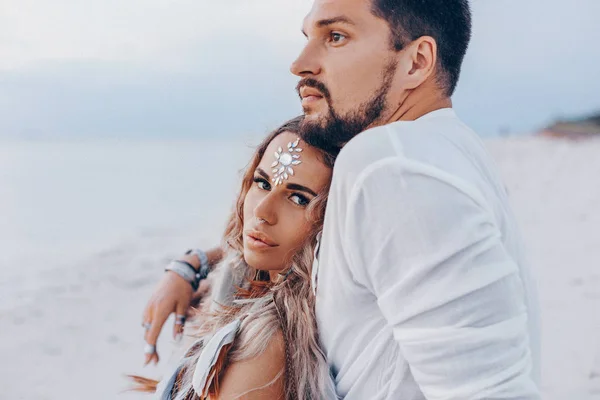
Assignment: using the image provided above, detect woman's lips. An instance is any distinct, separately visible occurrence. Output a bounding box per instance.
[246,235,273,250]
[245,231,278,250]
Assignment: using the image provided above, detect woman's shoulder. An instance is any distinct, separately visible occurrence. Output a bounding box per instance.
[191,319,242,395]
[190,317,286,398]
[217,328,286,399]
[231,328,285,370]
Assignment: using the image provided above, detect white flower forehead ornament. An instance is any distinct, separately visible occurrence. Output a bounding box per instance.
[271,137,303,186]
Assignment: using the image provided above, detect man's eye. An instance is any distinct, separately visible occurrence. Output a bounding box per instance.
[330,32,346,43]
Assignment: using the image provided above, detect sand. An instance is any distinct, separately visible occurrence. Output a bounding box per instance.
[1,136,598,400]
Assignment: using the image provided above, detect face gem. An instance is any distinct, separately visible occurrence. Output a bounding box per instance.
[272,138,302,185]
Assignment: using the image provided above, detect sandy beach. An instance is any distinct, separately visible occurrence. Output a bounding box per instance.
[1,136,599,400]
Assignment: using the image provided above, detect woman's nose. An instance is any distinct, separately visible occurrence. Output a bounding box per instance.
[253,193,278,225]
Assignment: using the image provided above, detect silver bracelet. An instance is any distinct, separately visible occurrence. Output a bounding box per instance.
[186,249,211,280]
[165,260,200,290]
[188,249,209,269]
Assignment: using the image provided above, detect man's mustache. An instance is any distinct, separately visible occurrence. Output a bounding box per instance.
[295,78,331,102]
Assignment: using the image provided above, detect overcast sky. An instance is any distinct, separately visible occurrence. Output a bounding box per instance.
[1,0,599,138]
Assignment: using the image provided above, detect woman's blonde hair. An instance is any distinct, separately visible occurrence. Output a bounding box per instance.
[169,116,339,399]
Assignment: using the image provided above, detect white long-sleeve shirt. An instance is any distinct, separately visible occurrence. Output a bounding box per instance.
[314,108,541,399]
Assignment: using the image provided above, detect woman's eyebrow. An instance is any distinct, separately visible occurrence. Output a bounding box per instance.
[257,167,317,196]
[256,168,270,180]
[285,183,318,197]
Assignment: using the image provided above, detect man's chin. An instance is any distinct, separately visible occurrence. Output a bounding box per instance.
[302,110,329,127]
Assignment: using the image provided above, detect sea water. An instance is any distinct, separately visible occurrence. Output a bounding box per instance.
[0,138,254,311]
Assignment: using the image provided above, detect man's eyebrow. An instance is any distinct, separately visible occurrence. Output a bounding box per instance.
[285,183,318,197]
[316,16,355,28]
[256,168,270,180]
[302,16,354,36]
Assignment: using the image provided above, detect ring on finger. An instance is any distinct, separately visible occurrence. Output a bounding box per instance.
[144,343,157,355]
[143,322,151,331]
[175,314,186,326]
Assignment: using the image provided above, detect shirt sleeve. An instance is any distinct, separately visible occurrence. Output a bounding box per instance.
[344,158,540,400]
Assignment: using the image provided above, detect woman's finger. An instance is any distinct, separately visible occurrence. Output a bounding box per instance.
[143,346,160,366]
[145,305,170,348]
[173,301,187,340]
[143,303,155,341]
[141,300,152,327]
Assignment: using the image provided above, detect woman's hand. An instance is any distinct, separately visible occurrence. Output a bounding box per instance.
[141,270,194,365]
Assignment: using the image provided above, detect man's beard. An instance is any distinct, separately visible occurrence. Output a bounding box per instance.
[297,60,397,155]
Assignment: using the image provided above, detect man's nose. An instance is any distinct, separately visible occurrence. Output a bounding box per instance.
[290,41,322,77]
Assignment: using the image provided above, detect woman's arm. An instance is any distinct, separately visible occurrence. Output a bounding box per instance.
[181,247,225,272]
[142,245,225,365]
[217,331,286,400]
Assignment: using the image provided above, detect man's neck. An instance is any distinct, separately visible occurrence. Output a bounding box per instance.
[381,86,452,126]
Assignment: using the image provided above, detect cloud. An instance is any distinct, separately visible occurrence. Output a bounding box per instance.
[453,0,600,134]
[0,0,312,71]
[1,0,599,138]
[0,1,312,138]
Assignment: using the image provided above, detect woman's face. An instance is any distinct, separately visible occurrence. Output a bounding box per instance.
[242,132,332,275]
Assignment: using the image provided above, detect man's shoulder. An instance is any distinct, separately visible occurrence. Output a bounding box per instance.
[336,114,471,174]
[335,124,395,173]
[332,112,494,202]
[331,124,398,195]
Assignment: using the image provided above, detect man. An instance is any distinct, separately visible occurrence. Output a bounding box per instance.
[142,0,541,398]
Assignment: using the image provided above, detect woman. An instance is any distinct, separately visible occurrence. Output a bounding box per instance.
[133,116,339,399]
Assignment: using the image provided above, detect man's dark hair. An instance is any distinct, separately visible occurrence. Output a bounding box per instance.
[371,0,472,96]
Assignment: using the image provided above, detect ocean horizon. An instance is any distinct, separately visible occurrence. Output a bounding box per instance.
[0,138,255,312]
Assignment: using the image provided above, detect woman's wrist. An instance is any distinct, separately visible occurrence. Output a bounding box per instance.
[176,247,223,272]
[179,253,201,270]
[164,260,202,291]
[164,249,210,291]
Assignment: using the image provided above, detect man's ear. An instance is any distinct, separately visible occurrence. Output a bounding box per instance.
[398,36,438,90]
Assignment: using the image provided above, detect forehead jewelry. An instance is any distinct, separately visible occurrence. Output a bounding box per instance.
[271,138,303,186]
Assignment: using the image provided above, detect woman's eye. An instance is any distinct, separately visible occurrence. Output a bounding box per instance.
[254,177,271,191]
[290,194,310,207]
[330,32,347,43]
